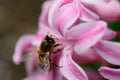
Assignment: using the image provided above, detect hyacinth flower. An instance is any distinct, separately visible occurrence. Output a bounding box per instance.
[41,0,120,80]
[12,18,107,80]
[39,1,111,79]
[47,0,107,64]
[13,15,107,80]
[13,0,120,80]
[38,0,105,69]
[12,0,108,80]
[42,0,120,65]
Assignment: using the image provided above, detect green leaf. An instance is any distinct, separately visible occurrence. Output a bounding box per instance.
[108,22,120,31]
[81,62,101,70]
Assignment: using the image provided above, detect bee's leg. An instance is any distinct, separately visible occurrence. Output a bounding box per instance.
[50,58,62,68]
[53,43,63,54]
[53,44,60,47]
[53,49,62,54]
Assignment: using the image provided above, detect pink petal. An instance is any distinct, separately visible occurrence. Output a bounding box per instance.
[48,0,62,28]
[72,48,100,64]
[103,28,117,40]
[68,21,106,54]
[81,0,109,5]
[59,47,88,80]
[25,52,38,76]
[94,40,120,65]
[53,3,80,35]
[81,0,120,22]
[79,2,99,21]
[65,21,106,40]
[62,76,67,80]
[85,69,103,80]
[38,0,53,27]
[13,35,36,65]
[38,24,62,39]
[52,68,67,80]
[99,66,120,80]
[23,70,54,80]
[60,0,73,6]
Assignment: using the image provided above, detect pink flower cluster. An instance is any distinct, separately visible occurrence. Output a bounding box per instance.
[13,0,120,80]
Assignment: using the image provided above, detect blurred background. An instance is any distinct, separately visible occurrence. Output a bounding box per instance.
[0,0,44,80]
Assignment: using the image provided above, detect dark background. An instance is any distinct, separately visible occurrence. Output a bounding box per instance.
[0,0,44,80]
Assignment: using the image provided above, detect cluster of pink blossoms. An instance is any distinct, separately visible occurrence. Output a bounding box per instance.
[13,0,120,80]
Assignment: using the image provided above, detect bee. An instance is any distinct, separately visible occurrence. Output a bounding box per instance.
[37,34,62,73]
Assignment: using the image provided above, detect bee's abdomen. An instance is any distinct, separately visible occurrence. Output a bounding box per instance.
[38,55,44,65]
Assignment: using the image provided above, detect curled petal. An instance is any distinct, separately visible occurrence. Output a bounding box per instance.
[38,24,62,39]
[53,3,80,35]
[59,47,88,80]
[48,0,62,28]
[73,48,100,64]
[38,0,53,27]
[103,28,117,40]
[48,0,76,28]
[79,2,99,21]
[81,0,120,22]
[25,53,38,76]
[13,35,36,64]
[66,21,106,54]
[94,40,120,65]
[65,21,106,40]
[99,66,120,80]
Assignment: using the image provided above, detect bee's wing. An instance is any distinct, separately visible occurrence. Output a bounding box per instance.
[22,48,38,62]
[40,52,51,74]
[41,60,50,70]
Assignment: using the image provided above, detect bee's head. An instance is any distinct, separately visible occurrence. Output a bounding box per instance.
[45,35,55,44]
